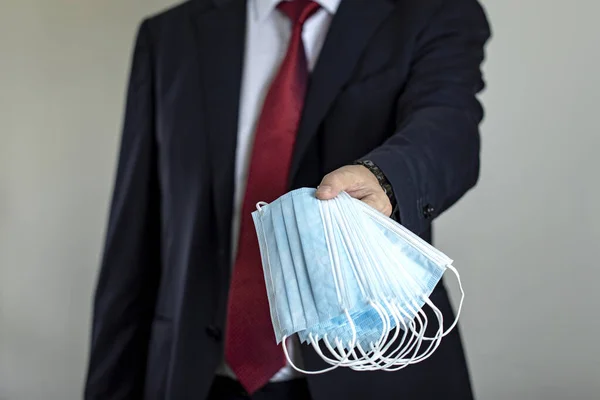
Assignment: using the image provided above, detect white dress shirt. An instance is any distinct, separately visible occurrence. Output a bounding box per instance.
[218,0,341,383]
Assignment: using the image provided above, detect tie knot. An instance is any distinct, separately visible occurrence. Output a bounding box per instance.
[277,0,321,25]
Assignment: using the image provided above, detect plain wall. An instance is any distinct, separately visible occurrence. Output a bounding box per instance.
[1,1,598,399]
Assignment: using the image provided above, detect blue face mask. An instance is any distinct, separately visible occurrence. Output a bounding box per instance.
[251,188,464,373]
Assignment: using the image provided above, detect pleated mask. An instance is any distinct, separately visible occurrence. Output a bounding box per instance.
[251,188,464,373]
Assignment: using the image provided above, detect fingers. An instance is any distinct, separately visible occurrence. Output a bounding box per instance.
[316,167,360,200]
[315,165,393,216]
[360,194,379,210]
[361,193,393,216]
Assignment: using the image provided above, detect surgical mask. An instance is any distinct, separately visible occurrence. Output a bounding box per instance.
[252,188,464,373]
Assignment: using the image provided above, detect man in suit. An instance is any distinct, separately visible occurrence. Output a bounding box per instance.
[85,0,490,399]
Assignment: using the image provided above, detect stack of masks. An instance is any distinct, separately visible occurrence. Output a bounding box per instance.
[252,188,464,373]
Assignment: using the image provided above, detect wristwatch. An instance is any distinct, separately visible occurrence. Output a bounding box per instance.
[353,159,398,215]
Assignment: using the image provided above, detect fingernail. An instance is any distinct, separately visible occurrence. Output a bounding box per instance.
[317,185,331,194]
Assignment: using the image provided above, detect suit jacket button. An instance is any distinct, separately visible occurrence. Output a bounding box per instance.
[206,325,222,341]
[422,204,435,219]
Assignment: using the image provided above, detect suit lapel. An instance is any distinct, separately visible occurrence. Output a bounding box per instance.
[190,0,395,226]
[191,0,246,247]
[289,0,395,181]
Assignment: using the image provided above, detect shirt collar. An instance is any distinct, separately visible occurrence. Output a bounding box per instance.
[253,0,341,22]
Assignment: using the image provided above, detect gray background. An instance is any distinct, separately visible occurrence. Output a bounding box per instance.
[1,0,599,399]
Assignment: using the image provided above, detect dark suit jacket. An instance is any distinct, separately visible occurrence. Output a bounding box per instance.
[85,0,490,399]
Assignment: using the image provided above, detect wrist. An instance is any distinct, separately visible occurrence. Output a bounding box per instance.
[353,160,397,209]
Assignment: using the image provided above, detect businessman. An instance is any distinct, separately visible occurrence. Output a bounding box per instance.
[85,0,490,399]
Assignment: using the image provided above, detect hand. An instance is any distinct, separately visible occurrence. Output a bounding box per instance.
[316,165,393,217]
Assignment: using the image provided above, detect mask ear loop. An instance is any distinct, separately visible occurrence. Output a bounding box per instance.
[346,299,393,370]
[370,304,417,368]
[401,297,443,365]
[360,206,429,349]
[322,200,363,366]
[360,300,393,366]
[349,292,422,371]
[361,202,459,340]
[381,291,445,369]
[322,334,348,364]
[409,297,444,363]
[352,303,398,370]
[420,264,464,341]
[342,195,457,368]
[388,301,420,364]
[329,197,378,362]
[368,227,443,366]
[373,297,409,369]
[348,298,405,370]
[298,200,359,370]
[342,202,424,369]
[402,291,440,356]
[345,216,397,365]
[441,264,464,336]
[326,231,384,370]
[358,299,418,370]
[380,300,427,368]
[368,298,403,366]
[329,196,395,369]
[320,322,356,364]
[312,292,392,369]
[383,298,444,370]
[328,329,375,369]
[369,279,429,368]
[317,299,389,369]
[360,230,424,368]
[386,295,437,366]
[281,308,357,374]
[380,299,413,363]
[291,307,359,373]
[297,195,457,372]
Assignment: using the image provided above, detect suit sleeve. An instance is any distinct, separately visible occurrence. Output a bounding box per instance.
[362,0,491,235]
[85,20,161,400]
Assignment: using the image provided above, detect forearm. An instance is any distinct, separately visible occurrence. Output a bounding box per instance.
[361,0,490,235]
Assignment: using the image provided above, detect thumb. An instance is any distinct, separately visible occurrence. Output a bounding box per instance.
[316,169,355,200]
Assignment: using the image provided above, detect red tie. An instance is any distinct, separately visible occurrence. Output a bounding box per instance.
[224,0,320,394]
